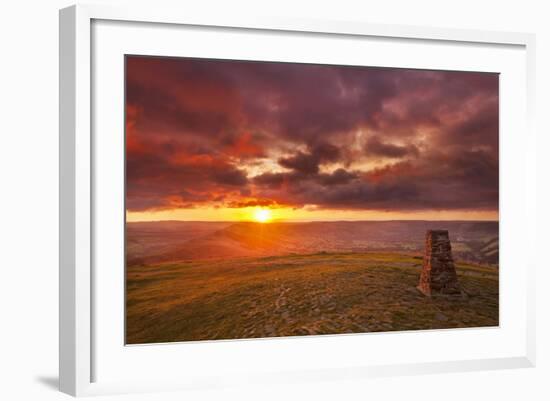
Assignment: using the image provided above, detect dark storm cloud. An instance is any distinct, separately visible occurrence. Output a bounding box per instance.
[447,100,499,148]
[318,169,359,186]
[126,56,499,212]
[252,172,287,188]
[278,151,320,174]
[252,148,498,212]
[278,142,341,175]
[210,168,248,187]
[365,137,420,159]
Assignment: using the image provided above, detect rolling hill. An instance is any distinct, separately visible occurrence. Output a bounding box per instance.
[127,220,499,266]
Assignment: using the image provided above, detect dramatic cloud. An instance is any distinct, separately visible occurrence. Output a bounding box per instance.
[126,56,498,213]
[365,137,420,159]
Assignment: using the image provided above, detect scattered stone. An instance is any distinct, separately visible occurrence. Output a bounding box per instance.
[434,312,449,321]
[406,287,422,296]
[300,326,317,335]
[462,287,479,297]
[264,324,276,335]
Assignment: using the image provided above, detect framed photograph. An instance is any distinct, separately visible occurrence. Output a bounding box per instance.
[59,4,536,396]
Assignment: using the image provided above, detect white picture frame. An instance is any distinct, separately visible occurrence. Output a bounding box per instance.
[59,4,536,397]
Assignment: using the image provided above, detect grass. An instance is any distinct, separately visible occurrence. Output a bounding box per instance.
[126,252,498,344]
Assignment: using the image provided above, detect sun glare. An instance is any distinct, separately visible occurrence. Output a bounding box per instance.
[253,208,272,223]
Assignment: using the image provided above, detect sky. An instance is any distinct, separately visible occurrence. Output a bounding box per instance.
[125,56,499,222]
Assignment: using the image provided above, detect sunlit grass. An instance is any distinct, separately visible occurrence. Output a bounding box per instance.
[126,252,498,344]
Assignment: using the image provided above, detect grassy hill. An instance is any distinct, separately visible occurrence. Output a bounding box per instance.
[126,252,498,344]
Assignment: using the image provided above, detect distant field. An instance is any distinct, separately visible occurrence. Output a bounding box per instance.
[127,220,499,266]
[126,252,498,344]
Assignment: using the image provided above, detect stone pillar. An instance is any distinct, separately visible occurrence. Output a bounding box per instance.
[417,230,461,296]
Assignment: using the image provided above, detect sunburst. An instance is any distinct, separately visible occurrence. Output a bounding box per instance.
[253,208,272,223]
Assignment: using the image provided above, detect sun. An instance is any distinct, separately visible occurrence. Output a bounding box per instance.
[253,208,272,223]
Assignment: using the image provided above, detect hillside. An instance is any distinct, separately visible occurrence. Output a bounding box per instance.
[126,252,499,344]
[127,220,499,266]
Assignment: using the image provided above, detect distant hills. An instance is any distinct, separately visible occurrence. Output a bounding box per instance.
[127,220,499,266]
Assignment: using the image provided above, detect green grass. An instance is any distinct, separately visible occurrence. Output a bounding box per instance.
[126,252,498,344]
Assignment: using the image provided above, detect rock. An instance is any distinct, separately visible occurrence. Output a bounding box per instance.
[463,287,480,297]
[406,287,422,296]
[434,312,449,321]
[417,230,462,297]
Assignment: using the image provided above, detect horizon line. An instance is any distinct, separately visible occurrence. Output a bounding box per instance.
[127,218,500,224]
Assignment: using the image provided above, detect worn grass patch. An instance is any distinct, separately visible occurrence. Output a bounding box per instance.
[126,252,498,344]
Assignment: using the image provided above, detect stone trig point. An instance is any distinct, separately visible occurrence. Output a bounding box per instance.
[417,230,461,297]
